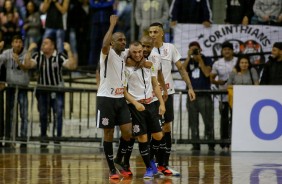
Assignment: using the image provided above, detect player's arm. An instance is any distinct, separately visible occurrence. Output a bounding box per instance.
[152,76,165,115]
[175,60,196,101]
[101,15,118,55]
[157,70,168,102]
[124,87,145,111]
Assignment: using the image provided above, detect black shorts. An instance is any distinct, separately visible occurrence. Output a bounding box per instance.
[128,103,162,137]
[164,94,174,123]
[96,96,131,129]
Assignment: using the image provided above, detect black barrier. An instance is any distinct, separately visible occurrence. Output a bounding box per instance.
[0,84,231,148]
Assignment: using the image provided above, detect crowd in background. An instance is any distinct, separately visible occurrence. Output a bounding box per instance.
[0,0,280,68]
[0,0,281,150]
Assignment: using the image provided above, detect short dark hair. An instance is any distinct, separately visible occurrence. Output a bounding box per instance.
[11,35,23,42]
[222,41,233,50]
[149,22,164,30]
[235,56,252,72]
[45,36,57,49]
[189,41,201,49]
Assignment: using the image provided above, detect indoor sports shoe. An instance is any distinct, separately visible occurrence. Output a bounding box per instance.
[114,159,129,177]
[109,171,120,179]
[123,164,133,176]
[150,160,158,175]
[167,166,181,176]
[157,165,172,175]
[143,167,154,179]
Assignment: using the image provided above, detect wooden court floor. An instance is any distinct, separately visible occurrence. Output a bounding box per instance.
[0,144,281,184]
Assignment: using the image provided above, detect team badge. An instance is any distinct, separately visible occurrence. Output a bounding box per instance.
[102,117,109,126]
[133,125,140,133]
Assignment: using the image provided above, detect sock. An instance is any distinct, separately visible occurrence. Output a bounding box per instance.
[164,132,172,166]
[103,141,116,173]
[156,136,166,166]
[150,138,160,160]
[115,137,128,163]
[124,138,135,166]
[138,141,151,168]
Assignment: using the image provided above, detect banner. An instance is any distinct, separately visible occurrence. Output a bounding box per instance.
[232,86,282,152]
[173,24,282,64]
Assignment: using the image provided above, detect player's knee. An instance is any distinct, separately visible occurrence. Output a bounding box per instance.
[162,122,172,132]
[152,132,163,141]
[104,128,114,141]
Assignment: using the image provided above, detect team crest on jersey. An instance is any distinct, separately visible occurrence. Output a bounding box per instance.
[133,125,140,133]
[102,117,109,126]
[164,49,168,56]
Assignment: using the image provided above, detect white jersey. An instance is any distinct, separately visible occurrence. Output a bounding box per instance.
[125,63,155,103]
[152,42,181,95]
[211,57,237,101]
[146,50,161,77]
[97,48,128,98]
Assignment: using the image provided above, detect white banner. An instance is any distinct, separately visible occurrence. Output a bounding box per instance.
[173,24,282,64]
[232,86,282,152]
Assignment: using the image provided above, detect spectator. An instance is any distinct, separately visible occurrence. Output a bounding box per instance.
[170,0,212,28]
[0,0,20,49]
[210,41,237,151]
[23,0,42,49]
[227,56,259,108]
[88,0,115,68]
[116,0,131,44]
[225,0,255,25]
[227,56,259,85]
[0,42,5,147]
[253,0,282,26]
[22,37,77,148]
[0,35,29,148]
[135,0,169,38]
[41,0,70,53]
[67,0,90,66]
[183,41,214,151]
[260,42,282,85]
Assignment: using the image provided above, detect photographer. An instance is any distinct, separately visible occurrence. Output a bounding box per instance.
[183,41,214,151]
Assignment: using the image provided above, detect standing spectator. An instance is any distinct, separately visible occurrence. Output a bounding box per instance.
[183,41,214,151]
[116,0,131,44]
[225,0,255,25]
[41,0,70,53]
[0,35,29,148]
[227,56,259,85]
[227,56,259,108]
[22,37,77,148]
[0,0,20,49]
[210,41,237,151]
[135,0,169,38]
[170,0,212,28]
[253,0,282,26]
[88,0,115,68]
[96,15,132,180]
[67,0,90,66]
[149,22,195,176]
[0,41,5,147]
[23,0,42,49]
[260,42,282,85]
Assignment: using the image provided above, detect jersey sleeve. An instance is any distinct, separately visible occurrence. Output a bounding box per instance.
[171,44,182,63]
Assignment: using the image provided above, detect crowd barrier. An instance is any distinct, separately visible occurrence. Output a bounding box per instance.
[0,82,230,148]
